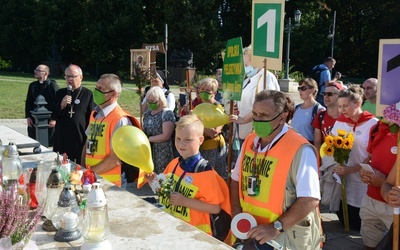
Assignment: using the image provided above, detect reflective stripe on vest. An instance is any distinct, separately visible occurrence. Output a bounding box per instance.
[238,130,307,225]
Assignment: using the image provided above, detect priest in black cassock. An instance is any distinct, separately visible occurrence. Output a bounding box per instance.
[51,64,94,164]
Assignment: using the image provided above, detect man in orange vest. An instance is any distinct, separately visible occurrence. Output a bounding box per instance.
[230,90,324,249]
[82,74,140,188]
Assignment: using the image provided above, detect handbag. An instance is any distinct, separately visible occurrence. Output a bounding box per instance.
[232,127,241,151]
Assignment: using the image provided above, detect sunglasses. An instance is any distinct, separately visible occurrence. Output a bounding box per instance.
[322,92,338,97]
[297,86,313,91]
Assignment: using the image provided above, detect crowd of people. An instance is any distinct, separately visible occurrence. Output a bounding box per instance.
[24,52,400,249]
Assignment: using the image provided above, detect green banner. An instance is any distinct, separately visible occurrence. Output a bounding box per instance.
[222,37,244,101]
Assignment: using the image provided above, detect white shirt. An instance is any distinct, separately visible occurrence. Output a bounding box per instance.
[237,68,280,139]
[331,118,378,207]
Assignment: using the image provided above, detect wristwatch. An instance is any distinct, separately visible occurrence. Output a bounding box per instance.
[273,220,284,232]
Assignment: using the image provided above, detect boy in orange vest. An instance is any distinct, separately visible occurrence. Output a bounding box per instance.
[147,114,232,243]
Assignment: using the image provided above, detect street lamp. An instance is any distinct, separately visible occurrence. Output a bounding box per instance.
[284,9,302,80]
[327,11,337,58]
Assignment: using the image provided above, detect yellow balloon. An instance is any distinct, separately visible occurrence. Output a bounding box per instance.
[192,103,229,128]
[320,142,326,158]
[112,126,154,173]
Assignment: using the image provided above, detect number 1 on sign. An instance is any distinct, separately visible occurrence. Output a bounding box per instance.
[257,9,276,53]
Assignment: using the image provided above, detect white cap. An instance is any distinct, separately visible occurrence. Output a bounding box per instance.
[86,182,107,207]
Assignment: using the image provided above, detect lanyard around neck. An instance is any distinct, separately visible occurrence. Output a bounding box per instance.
[251,136,282,177]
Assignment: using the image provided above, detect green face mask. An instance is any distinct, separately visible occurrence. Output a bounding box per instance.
[252,112,282,138]
[200,91,212,101]
[93,88,113,105]
[148,102,158,110]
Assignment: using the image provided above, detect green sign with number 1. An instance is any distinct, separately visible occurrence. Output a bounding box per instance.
[253,3,282,58]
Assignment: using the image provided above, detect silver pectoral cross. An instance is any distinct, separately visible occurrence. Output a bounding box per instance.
[69,108,75,118]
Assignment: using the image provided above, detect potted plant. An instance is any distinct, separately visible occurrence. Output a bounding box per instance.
[0,185,43,249]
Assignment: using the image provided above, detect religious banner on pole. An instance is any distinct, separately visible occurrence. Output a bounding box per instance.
[130,49,151,80]
[142,42,166,64]
[376,39,400,116]
[222,37,245,101]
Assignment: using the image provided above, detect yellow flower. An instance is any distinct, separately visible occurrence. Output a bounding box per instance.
[346,132,354,143]
[342,138,353,149]
[323,145,335,156]
[337,129,347,137]
[334,136,344,148]
[325,135,334,146]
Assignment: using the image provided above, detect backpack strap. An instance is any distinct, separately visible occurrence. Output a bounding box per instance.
[164,90,171,99]
[194,158,210,173]
[311,102,320,123]
[296,103,320,125]
[318,110,326,127]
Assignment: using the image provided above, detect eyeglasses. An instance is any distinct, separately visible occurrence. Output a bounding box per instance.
[65,75,80,79]
[297,86,313,91]
[322,92,338,97]
[34,69,46,73]
[95,88,114,94]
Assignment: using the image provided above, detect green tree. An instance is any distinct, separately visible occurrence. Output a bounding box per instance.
[78,0,144,77]
[162,0,223,73]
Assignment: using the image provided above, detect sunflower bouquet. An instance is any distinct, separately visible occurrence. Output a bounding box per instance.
[323,129,354,165]
[323,129,354,233]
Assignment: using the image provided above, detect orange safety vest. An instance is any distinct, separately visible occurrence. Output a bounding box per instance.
[85,106,140,187]
[160,158,229,237]
[238,130,308,225]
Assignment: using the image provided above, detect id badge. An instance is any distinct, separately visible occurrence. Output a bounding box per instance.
[86,140,97,154]
[247,176,259,196]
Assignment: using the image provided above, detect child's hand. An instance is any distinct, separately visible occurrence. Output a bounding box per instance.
[170,192,186,206]
[146,172,156,184]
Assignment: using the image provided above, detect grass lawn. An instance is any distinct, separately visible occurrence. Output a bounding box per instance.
[0,72,149,119]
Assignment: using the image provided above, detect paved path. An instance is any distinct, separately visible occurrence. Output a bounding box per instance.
[0,84,364,249]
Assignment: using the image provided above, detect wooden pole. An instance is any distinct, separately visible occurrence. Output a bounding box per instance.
[393,133,400,250]
[186,69,192,111]
[139,86,144,125]
[263,58,267,90]
[226,101,234,185]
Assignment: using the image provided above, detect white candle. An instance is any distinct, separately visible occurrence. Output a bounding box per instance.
[62,212,78,230]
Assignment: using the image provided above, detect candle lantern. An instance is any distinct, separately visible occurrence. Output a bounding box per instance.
[81,182,111,250]
[52,184,82,242]
[35,160,56,206]
[42,168,65,232]
[0,142,23,190]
